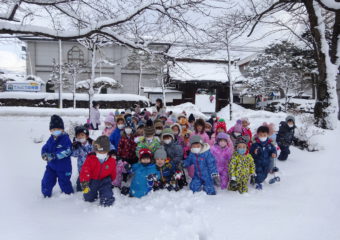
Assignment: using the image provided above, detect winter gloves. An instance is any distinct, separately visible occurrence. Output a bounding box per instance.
[212,173,221,187]
[147,174,159,188]
[42,153,54,162]
[81,181,90,194]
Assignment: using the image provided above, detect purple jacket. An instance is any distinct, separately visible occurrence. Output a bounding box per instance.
[210,144,234,189]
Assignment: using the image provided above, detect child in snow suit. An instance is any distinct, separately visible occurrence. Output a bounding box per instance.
[109,115,125,150]
[153,147,178,191]
[102,113,115,137]
[184,135,220,195]
[135,120,161,158]
[228,120,251,145]
[79,136,116,207]
[129,148,160,198]
[205,122,214,145]
[250,126,277,190]
[241,117,253,150]
[277,115,296,161]
[71,125,93,191]
[210,132,234,189]
[228,136,256,193]
[41,115,74,197]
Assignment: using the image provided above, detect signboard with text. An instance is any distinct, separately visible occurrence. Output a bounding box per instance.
[6,82,41,92]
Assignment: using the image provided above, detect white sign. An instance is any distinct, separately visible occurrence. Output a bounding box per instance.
[195,94,216,113]
[6,82,41,92]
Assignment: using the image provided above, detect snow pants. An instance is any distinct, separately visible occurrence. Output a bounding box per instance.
[255,163,270,184]
[229,179,249,194]
[190,176,216,195]
[83,177,115,207]
[278,145,290,161]
[41,165,74,197]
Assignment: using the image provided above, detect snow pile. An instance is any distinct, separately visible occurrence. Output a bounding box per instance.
[0,92,149,103]
[166,102,208,119]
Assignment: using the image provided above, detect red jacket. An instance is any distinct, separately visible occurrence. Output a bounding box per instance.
[117,134,137,160]
[79,153,117,183]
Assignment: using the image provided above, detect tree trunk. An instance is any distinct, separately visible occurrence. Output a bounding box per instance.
[89,46,96,121]
[304,0,339,129]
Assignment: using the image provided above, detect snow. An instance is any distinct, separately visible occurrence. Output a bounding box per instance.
[76,77,122,90]
[0,92,149,103]
[166,102,208,120]
[169,62,244,83]
[0,104,339,240]
[143,87,181,93]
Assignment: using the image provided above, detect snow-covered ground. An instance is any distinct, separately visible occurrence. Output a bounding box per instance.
[1,105,339,240]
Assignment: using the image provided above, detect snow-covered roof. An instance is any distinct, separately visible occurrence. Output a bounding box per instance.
[169,61,245,83]
[143,87,181,93]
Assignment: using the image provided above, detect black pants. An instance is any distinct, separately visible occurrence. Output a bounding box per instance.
[83,177,115,207]
[278,145,290,161]
[90,123,99,130]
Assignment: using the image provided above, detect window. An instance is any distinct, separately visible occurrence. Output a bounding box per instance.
[67,46,84,64]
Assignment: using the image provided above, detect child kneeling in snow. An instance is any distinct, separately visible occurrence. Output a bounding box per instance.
[129,148,160,198]
[72,125,93,192]
[184,135,220,195]
[250,126,277,190]
[41,115,74,197]
[79,136,116,207]
[228,136,255,193]
[153,147,184,191]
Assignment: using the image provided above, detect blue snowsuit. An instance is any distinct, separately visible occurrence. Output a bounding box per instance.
[129,163,160,198]
[41,133,74,197]
[250,138,277,184]
[71,138,93,191]
[109,127,122,150]
[184,143,218,195]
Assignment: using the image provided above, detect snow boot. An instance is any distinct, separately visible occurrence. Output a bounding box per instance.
[255,183,263,190]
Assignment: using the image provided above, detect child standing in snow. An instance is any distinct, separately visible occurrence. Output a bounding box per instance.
[241,117,252,150]
[129,149,160,198]
[71,125,93,191]
[228,136,256,193]
[210,132,234,189]
[277,115,296,161]
[109,115,125,150]
[41,115,74,197]
[184,135,219,195]
[79,136,116,207]
[102,113,115,137]
[250,126,277,190]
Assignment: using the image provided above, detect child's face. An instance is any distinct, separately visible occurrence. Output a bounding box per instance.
[140,157,151,164]
[163,135,172,142]
[205,125,212,132]
[172,126,179,135]
[50,128,63,133]
[237,143,247,150]
[196,125,203,132]
[242,121,249,128]
[258,132,268,138]
[191,143,202,149]
[105,123,113,128]
[287,120,294,126]
[217,127,224,133]
[76,132,87,139]
[155,158,166,167]
[218,139,227,148]
[136,127,144,136]
[117,120,124,125]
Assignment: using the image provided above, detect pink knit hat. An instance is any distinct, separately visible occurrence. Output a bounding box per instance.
[234,120,243,133]
[104,113,115,126]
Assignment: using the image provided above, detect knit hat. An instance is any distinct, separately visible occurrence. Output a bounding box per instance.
[49,115,64,130]
[139,148,152,159]
[177,113,186,120]
[190,135,203,145]
[104,113,115,126]
[159,114,168,120]
[125,117,135,130]
[161,128,174,140]
[234,120,243,133]
[137,120,145,129]
[144,119,155,136]
[75,125,89,136]
[188,113,195,123]
[154,119,163,128]
[236,136,248,145]
[216,121,227,132]
[211,112,217,118]
[154,146,167,160]
[240,117,250,124]
[286,115,295,123]
[205,122,212,129]
[216,132,229,142]
[93,135,110,152]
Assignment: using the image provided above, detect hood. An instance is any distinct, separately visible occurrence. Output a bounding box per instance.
[200,143,210,154]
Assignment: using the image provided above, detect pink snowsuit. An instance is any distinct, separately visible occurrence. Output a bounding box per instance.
[210,142,234,189]
[112,159,128,188]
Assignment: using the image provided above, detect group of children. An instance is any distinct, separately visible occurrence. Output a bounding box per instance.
[41,104,297,207]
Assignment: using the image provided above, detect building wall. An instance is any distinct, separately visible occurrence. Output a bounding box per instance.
[24,39,164,94]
